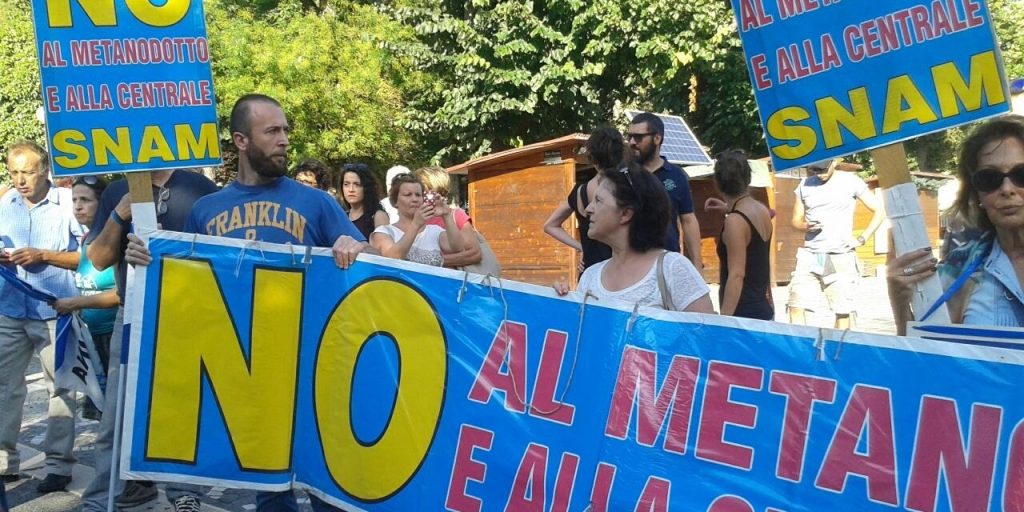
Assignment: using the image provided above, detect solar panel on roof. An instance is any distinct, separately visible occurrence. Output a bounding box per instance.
[625,110,713,166]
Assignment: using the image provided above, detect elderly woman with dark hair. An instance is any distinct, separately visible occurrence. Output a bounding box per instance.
[556,163,715,313]
[889,115,1024,332]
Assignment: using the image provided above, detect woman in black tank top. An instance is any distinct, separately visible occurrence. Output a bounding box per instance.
[340,163,388,240]
[709,151,774,320]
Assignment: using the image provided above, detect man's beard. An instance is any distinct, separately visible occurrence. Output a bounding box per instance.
[635,144,657,165]
[247,146,288,178]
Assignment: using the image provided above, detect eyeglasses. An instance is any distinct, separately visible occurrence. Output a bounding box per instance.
[626,132,655,142]
[971,165,1024,193]
[156,186,170,216]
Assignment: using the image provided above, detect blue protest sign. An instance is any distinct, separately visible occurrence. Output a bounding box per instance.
[123,231,1024,511]
[30,0,221,176]
[730,0,1011,171]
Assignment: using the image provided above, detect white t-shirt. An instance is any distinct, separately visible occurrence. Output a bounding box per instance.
[373,224,445,266]
[577,251,709,311]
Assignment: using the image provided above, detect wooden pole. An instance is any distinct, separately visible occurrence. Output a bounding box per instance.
[126,172,158,232]
[870,144,950,324]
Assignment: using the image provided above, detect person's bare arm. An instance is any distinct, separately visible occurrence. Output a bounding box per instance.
[855,190,886,245]
[53,290,120,314]
[681,213,703,270]
[719,215,750,316]
[442,224,482,267]
[543,201,582,251]
[9,247,80,270]
[88,195,132,270]
[684,294,716,314]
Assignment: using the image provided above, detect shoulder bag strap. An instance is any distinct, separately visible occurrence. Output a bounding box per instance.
[656,251,675,310]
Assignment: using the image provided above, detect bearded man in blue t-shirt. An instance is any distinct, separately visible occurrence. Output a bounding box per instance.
[125,94,371,512]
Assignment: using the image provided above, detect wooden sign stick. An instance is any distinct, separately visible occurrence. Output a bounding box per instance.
[126,172,158,232]
[871,143,950,324]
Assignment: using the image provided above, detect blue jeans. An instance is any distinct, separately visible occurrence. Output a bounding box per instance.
[256,491,338,512]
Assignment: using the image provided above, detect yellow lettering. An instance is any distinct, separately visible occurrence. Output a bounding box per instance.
[244,202,257,227]
[227,206,243,232]
[767,106,817,160]
[933,51,1006,118]
[174,123,221,160]
[882,75,937,134]
[46,0,116,27]
[288,209,306,243]
[125,0,189,27]
[92,127,133,166]
[258,202,272,227]
[137,125,174,163]
[215,211,229,236]
[146,259,301,470]
[815,87,877,149]
[315,279,445,500]
[52,129,90,169]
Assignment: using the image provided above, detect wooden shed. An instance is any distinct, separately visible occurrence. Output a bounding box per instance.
[447,134,590,286]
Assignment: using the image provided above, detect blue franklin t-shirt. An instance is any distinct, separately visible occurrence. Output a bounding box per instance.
[652,157,695,253]
[184,177,365,246]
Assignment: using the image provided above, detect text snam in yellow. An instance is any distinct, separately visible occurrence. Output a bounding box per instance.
[767,50,1006,161]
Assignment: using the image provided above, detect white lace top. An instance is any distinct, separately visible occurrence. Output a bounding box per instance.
[373,224,445,267]
[577,252,709,311]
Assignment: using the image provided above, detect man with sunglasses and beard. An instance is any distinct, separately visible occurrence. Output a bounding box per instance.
[788,157,884,329]
[82,167,218,511]
[627,113,703,271]
[125,93,371,512]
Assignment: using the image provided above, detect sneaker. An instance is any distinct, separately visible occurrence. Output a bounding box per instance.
[115,480,158,508]
[36,473,71,493]
[172,495,201,512]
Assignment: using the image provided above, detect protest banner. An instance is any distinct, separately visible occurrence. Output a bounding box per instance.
[730,0,1012,171]
[30,0,221,176]
[122,231,1024,511]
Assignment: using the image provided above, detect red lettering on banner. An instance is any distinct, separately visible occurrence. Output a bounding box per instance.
[506,443,548,511]
[905,398,1002,511]
[776,34,841,85]
[635,476,671,512]
[588,463,617,512]
[1005,420,1024,511]
[706,494,754,512]
[445,424,493,512]
[604,347,700,455]
[528,329,575,426]
[45,87,60,113]
[815,385,898,506]
[42,41,66,67]
[696,361,763,470]
[551,452,580,512]
[769,371,837,482]
[751,54,772,90]
[739,0,773,31]
[468,321,527,413]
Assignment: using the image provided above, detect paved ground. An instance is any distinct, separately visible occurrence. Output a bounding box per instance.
[5,275,896,511]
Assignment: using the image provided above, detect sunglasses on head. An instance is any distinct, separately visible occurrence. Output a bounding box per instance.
[971,164,1024,193]
[343,163,368,172]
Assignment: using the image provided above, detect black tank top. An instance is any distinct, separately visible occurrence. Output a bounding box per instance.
[350,204,383,240]
[568,182,611,270]
[716,206,774,320]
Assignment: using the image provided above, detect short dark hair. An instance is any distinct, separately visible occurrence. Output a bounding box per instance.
[714,150,752,197]
[630,112,664,138]
[586,127,626,172]
[388,173,422,208]
[341,163,383,212]
[6,140,49,171]
[956,114,1024,232]
[229,94,281,137]
[600,162,670,252]
[293,159,329,189]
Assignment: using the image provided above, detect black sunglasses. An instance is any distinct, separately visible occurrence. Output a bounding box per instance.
[625,132,655,142]
[971,165,1024,193]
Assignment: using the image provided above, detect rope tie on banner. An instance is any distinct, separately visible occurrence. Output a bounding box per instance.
[506,289,594,417]
[302,245,313,268]
[815,328,826,361]
[457,271,472,303]
[234,240,266,278]
[286,242,298,266]
[186,233,198,258]
[833,328,850,361]
[626,302,641,334]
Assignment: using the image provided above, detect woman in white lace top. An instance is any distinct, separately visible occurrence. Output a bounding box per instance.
[556,163,715,313]
[372,173,463,266]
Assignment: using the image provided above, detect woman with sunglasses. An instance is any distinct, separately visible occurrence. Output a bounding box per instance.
[889,115,1024,331]
[705,150,774,320]
[52,176,119,419]
[339,163,388,239]
[555,164,715,313]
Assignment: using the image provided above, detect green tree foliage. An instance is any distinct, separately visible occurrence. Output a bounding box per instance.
[388,0,759,164]
[0,0,44,178]
[208,0,426,177]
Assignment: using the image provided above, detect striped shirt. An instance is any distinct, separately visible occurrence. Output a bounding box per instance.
[0,185,82,320]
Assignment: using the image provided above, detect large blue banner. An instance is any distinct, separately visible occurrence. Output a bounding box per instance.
[30,0,221,176]
[730,0,1011,171]
[124,232,1024,511]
